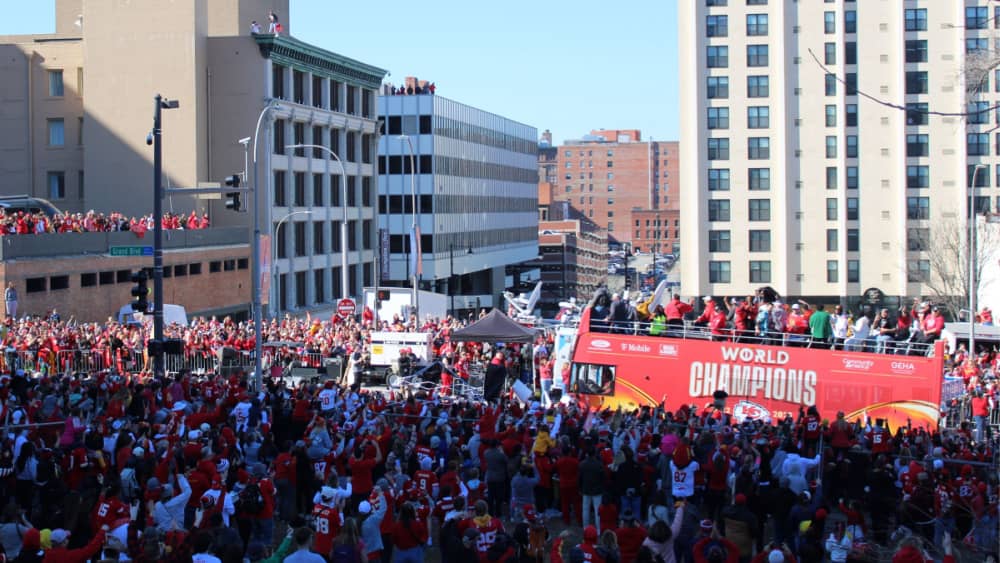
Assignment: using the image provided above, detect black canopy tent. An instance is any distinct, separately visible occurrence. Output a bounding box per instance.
[449,309,537,400]
[449,309,536,343]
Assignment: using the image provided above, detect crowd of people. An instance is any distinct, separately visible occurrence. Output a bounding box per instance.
[0,301,992,562]
[0,210,210,236]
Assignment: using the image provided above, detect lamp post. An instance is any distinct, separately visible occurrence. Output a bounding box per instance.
[150,95,179,378]
[285,144,349,302]
[449,244,473,317]
[400,135,418,317]
[969,163,987,358]
[250,101,281,391]
[272,210,313,314]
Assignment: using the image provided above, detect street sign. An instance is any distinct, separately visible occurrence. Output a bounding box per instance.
[110,246,153,257]
[337,298,356,318]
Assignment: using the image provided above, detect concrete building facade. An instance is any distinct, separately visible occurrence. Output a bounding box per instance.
[546,130,679,249]
[0,0,387,318]
[680,0,994,306]
[378,89,539,316]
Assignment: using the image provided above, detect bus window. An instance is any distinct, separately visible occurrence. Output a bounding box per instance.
[570,362,616,396]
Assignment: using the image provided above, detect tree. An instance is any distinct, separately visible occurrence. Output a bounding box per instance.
[916,215,1000,320]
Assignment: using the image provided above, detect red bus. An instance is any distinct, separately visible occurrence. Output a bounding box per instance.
[567,307,946,429]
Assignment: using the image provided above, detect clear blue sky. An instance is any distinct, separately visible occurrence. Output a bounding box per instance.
[3,1,678,144]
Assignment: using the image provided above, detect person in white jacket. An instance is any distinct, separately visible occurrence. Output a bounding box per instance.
[825,522,853,562]
[151,474,191,532]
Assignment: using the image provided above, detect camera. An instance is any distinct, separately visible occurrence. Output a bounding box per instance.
[145,133,153,146]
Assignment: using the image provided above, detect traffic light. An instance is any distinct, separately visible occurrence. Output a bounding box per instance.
[224,174,242,211]
[377,289,391,301]
[130,270,149,312]
[624,272,631,290]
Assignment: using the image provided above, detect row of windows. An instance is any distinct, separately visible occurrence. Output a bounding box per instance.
[707,106,770,129]
[273,119,372,163]
[705,0,774,6]
[705,197,938,223]
[707,75,770,98]
[276,266,370,311]
[377,194,536,214]
[708,230,773,253]
[387,227,536,254]
[272,171,373,208]
[273,219,372,258]
[707,260,865,284]
[272,64,375,119]
[25,260,242,294]
[706,45,769,68]
[706,14,769,37]
[433,115,537,156]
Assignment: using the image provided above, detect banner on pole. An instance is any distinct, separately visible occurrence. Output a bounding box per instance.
[380,228,390,281]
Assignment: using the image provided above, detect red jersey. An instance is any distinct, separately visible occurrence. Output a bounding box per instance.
[312,504,342,556]
[349,456,377,495]
[580,543,607,563]
[470,516,505,556]
[868,427,890,454]
[413,469,438,495]
[93,497,129,531]
[803,415,821,440]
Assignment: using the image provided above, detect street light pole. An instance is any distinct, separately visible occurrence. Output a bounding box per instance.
[272,210,314,314]
[150,95,178,378]
[400,135,418,317]
[969,163,986,358]
[251,101,280,391]
[285,144,349,301]
[449,244,455,317]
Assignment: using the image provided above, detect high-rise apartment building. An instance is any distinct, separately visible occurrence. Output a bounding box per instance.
[378,87,538,316]
[547,130,679,248]
[680,1,993,305]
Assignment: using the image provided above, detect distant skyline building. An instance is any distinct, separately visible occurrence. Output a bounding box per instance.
[378,83,539,315]
[680,1,989,305]
[542,129,679,249]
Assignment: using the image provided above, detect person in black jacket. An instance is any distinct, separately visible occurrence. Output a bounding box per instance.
[484,352,507,403]
[614,446,644,518]
[580,449,607,532]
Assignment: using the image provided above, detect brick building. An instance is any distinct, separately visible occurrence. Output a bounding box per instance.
[547,130,678,248]
[535,219,607,317]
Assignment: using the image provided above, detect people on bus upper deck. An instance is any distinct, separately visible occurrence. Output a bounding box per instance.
[694,297,716,326]
[664,295,693,335]
[830,305,849,350]
[914,306,945,346]
[873,308,897,354]
[980,306,993,326]
[609,294,630,334]
[808,304,833,349]
[844,312,872,352]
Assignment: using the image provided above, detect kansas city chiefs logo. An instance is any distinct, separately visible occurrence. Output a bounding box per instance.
[733,400,771,422]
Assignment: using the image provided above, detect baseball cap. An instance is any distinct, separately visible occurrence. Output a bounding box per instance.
[358,500,372,514]
[50,529,70,544]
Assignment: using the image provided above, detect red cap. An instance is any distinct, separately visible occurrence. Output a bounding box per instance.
[583,526,598,542]
[735,493,747,505]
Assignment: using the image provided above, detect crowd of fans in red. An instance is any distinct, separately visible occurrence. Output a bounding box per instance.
[0,308,992,563]
[0,210,209,236]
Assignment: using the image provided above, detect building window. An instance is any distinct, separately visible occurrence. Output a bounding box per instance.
[967,6,989,29]
[905,71,928,95]
[907,260,931,282]
[827,260,839,283]
[707,14,729,37]
[748,168,770,190]
[845,73,857,95]
[905,40,928,63]
[845,135,858,158]
[273,170,286,206]
[825,74,836,96]
[907,227,930,251]
[47,70,63,97]
[845,104,858,127]
[845,41,857,65]
[707,76,729,98]
[749,260,771,283]
[747,75,769,98]
[846,228,859,251]
[747,0,767,4]
[708,168,731,191]
[824,42,836,65]
[826,229,839,251]
[846,166,858,189]
[846,197,858,220]
[708,199,731,221]
[825,136,837,158]
[707,107,730,129]
[47,171,65,200]
[707,138,730,160]
[906,134,928,157]
[746,14,768,36]
[907,196,930,220]
[824,11,836,33]
[847,260,860,283]
[907,165,929,188]
[968,164,991,187]
[748,199,770,221]
[904,8,927,31]
[826,166,838,190]
[968,133,990,156]
[749,230,771,252]
[709,230,731,252]
[748,137,770,159]
[47,119,64,146]
[707,46,729,68]
[844,10,856,33]
[825,105,837,127]
[969,101,990,125]
[709,261,731,283]
[748,106,769,129]
[826,198,838,220]
[707,0,727,6]
[747,44,769,67]
[906,103,928,125]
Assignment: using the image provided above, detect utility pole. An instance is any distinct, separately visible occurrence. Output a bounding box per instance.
[150,95,178,378]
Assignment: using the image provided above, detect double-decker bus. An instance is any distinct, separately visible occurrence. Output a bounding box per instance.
[566,305,946,429]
